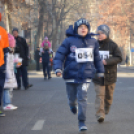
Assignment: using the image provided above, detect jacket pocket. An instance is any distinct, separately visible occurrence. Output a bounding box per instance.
[105,69,116,82]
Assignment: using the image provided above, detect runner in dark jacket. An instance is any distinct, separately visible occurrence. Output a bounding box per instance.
[53,18,104,131]
[92,25,122,123]
[53,25,104,82]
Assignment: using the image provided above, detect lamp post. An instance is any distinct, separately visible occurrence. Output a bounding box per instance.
[129,21,134,65]
[129,27,132,65]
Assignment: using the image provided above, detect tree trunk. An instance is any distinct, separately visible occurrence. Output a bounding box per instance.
[8,13,12,33]
[59,20,64,45]
[52,30,58,51]
[4,2,13,33]
[35,1,46,48]
[51,18,59,51]
[4,4,9,32]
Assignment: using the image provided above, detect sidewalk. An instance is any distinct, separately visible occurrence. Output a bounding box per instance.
[118,65,134,70]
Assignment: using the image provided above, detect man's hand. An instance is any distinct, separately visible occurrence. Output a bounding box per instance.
[103,60,107,65]
[56,72,62,77]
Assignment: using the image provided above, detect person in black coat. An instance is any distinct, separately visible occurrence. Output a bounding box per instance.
[92,25,122,123]
[34,47,41,71]
[13,28,32,90]
[125,55,129,66]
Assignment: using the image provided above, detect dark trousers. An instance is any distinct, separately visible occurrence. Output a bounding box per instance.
[16,65,29,88]
[36,59,40,71]
[42,62,50,78]
[0,69,5,106]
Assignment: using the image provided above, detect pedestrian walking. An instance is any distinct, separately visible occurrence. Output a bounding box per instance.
[125,55,129,66]
[93,25,122,123]
[3,34,18,111]
[41,43,52,80]
[53,18,104,131]
[12,28,33,90]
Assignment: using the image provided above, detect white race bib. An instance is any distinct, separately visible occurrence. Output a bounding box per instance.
[99,51,109,60]
[75,48,93,63]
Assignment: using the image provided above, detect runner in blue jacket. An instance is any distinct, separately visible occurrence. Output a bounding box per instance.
[53,18,104,131]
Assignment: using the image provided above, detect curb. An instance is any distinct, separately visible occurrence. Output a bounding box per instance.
[119,66,134,70]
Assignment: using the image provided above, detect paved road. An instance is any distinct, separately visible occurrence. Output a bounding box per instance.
[0,68,134,134]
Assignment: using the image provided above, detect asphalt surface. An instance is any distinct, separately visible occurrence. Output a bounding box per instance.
[0,68,134,134]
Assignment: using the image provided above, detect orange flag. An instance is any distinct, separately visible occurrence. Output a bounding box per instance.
[0,26,9,67]
[0,13,1,21]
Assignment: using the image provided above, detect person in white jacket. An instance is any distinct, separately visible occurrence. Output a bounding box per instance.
[3,34,21,110]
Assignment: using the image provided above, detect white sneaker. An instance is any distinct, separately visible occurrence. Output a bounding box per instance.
[3,104,18,111]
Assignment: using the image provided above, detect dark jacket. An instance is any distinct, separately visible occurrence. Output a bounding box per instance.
[0,48,9,70]
[93,39,122,85]
[0,47,9,89]
[14,36,29,66]
[42,48,50,63]
[34,50,40,61]
[53,25,104,83]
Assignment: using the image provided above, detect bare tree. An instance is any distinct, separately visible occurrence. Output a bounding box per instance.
[98,0,134,64]
[35,0,47,48]
[0,0,13,32]
[43,0,84,51]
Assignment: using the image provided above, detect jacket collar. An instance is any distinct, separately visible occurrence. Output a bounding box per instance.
[66,25,93,39]
[98,38,110,45]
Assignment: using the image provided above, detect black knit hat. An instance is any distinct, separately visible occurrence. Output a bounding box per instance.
[97,25,110,37]
[74,18,90,34]
[12,27,18,33]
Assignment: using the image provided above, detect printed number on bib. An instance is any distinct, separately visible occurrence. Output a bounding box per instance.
[75,48,93,63]
[99,51,109,60]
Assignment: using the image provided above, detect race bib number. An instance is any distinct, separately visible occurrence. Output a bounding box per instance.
[99,51,109,60]
[75,48,93,63]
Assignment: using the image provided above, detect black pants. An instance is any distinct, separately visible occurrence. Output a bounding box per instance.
[0,69,5,106]
[36,59,40,71]
[42,62,51,78]
[16,65,29,88]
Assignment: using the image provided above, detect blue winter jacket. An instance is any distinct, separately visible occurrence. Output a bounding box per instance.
[53,25,104,83]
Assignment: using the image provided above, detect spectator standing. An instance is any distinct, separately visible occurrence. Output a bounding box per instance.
[3,34,18,110]
[12,28,33,90]
[0,17,9,116]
